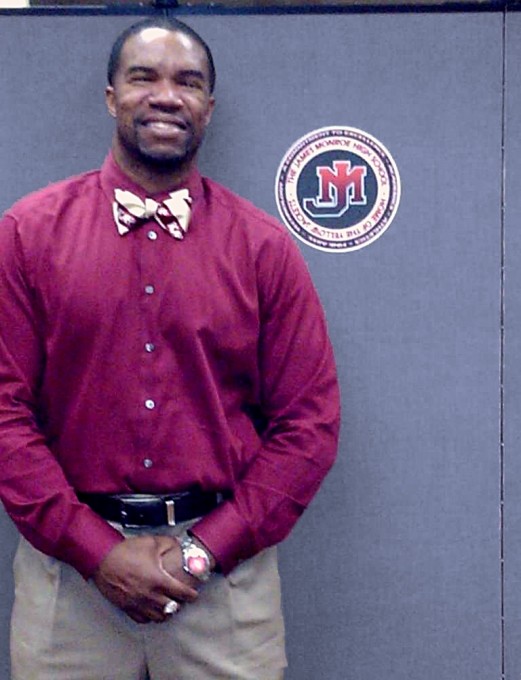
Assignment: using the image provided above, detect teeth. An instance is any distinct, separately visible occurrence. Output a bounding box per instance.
[147,121,184,131]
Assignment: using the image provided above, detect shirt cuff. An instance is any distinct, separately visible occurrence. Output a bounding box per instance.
[55,508,125,580]
[190,501,256,576]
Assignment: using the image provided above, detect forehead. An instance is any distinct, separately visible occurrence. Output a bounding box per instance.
[118,28,210,80]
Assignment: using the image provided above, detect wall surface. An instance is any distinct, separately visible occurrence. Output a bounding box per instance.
[0,10,514,679]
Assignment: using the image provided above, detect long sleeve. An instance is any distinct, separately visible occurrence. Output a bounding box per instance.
[192,232,341,574]
[0,215,124,579]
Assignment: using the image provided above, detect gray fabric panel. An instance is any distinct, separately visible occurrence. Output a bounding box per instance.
[503,11,521,680]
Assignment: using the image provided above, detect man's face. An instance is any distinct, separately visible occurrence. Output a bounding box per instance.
[106,28,215,173]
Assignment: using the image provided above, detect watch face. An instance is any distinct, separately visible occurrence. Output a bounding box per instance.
[187,554,209,577]
[183,541,210,581]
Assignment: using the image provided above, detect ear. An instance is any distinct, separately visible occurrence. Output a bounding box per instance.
[105,86,117,119]
[204,96,216,128]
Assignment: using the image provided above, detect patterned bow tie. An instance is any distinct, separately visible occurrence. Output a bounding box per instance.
[113,188,192,240]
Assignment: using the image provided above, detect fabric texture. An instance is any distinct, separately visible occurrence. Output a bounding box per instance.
[11,528,286,680]
[0,153,340,578]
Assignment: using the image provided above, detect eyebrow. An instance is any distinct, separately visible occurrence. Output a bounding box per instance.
[177,69,206,81]
[126,65,156,76]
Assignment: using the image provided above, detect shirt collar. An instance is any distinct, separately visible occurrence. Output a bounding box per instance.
[99,151,204,207]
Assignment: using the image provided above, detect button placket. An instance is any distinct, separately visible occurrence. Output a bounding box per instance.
[138,226,163,476]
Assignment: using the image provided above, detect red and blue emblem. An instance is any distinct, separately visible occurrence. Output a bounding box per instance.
[275,126,401,252]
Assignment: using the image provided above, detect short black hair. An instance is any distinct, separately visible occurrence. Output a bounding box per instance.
[107,18,216,93]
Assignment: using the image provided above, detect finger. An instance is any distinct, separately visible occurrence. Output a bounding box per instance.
[168,583,198,604]
[156,571,198,603]
[126,594,176,624]
[136,601,173,624]
[126,609,153,624]
[155,535,179,555]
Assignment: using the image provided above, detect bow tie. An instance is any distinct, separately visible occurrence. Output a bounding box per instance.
[113,188,192,240]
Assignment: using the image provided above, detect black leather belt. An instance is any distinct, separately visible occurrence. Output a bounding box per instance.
[78,489,226,528]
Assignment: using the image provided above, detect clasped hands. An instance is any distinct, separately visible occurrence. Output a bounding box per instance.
[92,535,200,624]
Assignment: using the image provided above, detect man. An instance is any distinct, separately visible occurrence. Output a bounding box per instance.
[0,17,340,680]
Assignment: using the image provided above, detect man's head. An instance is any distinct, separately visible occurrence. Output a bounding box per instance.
[107,18,216,93]
[105,18,216,187]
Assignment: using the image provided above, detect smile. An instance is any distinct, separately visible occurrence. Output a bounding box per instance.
[142,119,188,132]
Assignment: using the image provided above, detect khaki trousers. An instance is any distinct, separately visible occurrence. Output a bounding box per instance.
[11,526,286,680]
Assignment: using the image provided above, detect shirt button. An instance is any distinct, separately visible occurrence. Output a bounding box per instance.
[143,458,153,469]
[147,230,158,241]
[145,399,155,410]
[145,285,155,295]
[145,342,155,353]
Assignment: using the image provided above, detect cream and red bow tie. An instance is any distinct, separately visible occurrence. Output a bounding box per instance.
[113,188,192,240]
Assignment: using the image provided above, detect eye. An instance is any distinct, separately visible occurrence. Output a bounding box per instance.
[182,78,203,90]
[177,71,206,91]
[128,69,156,83]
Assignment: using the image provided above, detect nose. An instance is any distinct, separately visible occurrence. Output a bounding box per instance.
[148,79,183,108]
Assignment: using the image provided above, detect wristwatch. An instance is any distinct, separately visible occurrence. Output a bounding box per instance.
[179,533,212,582]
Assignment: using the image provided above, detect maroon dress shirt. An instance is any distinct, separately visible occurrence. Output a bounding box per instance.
[0,154,340,578]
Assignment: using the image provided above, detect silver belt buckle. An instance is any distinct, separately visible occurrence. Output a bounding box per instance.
[165,499,176,526]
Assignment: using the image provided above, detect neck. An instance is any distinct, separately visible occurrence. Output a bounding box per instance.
[111,143,195,194]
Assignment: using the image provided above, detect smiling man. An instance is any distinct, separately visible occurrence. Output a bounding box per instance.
[107,25,215,184]
[0,18,340,680]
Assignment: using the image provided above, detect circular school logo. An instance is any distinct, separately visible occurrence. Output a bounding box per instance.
[275,126,401,252]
